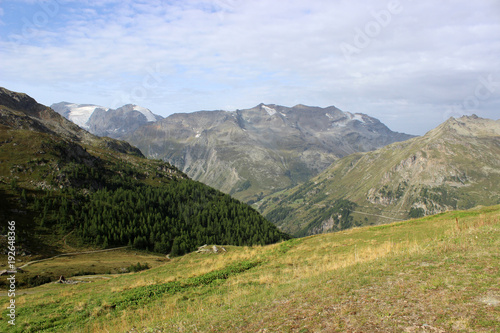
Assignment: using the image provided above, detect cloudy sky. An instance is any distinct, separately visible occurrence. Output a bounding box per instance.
[1,0,499,135]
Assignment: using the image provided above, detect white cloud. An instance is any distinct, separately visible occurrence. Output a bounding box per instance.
[0,0,499,134]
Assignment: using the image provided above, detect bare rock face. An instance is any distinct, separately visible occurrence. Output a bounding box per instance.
[126,104,414,202]
[87,104,163,138]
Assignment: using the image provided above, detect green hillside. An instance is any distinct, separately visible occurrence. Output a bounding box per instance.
[261,115,500,236]
[1,205,498,332]
[0,87,288,263]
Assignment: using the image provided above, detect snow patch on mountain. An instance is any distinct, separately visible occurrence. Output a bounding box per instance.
[347,112,366,123]
[131,105,157,122]
[262,105,277,116]
[333,121,347,128]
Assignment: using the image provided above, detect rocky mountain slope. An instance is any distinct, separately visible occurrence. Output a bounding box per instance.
[261,115,500,236]
[1,88,142,156]
[126,104,414,202]
[51,102,162,138]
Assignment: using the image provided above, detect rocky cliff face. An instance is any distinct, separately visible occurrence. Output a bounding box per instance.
[126,103,414,202]
[261,115,500,236]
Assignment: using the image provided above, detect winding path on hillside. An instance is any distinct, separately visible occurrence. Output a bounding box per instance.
[18,246,131,269]
[352,210,405,222]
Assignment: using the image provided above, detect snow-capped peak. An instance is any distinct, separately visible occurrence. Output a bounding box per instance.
[131,105,157,122]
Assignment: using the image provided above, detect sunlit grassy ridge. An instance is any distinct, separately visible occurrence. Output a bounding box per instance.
[1,205,499,332]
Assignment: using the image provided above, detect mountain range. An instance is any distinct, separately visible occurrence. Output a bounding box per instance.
[1,89,143,156]
[48,95,500,238]
[54,102,413,202]
[261,114,500,236]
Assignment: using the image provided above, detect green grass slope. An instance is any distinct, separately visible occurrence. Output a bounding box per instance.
[1,205,498,332]
[261,115,500,236]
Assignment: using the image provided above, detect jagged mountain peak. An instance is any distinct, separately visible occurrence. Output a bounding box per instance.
[233,103,387,133]
[114,104,160,122]
[292,103,310,109]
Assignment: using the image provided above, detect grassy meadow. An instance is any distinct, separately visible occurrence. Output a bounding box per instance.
[1,205,499,332]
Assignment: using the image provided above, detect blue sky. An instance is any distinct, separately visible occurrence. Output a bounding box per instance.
[1,0,499,135]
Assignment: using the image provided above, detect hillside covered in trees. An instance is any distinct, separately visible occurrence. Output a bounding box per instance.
[0,87,289,257]
[35,181,287,256]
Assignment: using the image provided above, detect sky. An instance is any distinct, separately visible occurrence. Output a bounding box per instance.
[0,0,499,135]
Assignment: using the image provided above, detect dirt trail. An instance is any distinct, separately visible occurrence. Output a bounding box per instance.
[61,230,75,250]
[18,246,131,269]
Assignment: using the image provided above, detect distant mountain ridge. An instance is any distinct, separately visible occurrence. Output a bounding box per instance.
[51,102,163,138]
[261,114,500,236]
[126,103,415,202]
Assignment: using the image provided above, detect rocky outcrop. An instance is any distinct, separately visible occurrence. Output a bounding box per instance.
[196,244,227,254]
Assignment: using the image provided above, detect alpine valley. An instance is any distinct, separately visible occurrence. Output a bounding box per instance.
[52,98,500,238]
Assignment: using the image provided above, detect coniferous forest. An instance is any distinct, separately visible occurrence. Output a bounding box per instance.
[20,150,290,257]
[30,180,289,256]
[34,180,289,256]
